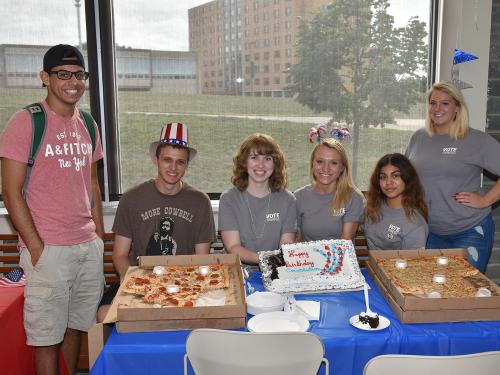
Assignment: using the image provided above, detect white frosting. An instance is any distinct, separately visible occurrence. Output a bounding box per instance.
[259,239,364,293]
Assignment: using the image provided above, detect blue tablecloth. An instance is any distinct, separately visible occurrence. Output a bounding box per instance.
[90,270,500,375]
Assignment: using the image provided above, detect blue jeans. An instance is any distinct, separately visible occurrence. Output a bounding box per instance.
[426,213,495,273]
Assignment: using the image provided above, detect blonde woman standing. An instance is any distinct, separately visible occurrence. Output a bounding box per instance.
[406,81,500,272]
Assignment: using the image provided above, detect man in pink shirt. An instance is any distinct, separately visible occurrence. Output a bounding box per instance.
[0,44,104,375]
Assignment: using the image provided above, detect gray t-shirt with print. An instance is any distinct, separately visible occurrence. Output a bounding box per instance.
[218,187,297,253]
[363,203,428,250]
[406,128,500,235]
[294,184,364,242]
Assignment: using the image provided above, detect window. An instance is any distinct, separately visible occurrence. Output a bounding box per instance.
[0,0,433,197]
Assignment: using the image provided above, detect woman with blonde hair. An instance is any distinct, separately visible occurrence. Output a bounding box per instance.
[406,81,500,272]
[364,153,428,250]
[218,133,297,265]
[294,138,364,242]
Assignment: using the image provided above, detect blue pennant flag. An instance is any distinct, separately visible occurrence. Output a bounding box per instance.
[453,49,478,65]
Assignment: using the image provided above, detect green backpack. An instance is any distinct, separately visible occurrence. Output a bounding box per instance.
[23,102,96,194]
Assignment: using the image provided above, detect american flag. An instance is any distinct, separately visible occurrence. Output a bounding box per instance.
[0,267,26,288]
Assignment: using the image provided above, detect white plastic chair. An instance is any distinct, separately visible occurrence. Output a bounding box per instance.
[363,351,500,375]
[184,328,329,375]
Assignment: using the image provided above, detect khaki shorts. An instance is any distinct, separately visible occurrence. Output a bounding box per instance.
[20,237,104,346]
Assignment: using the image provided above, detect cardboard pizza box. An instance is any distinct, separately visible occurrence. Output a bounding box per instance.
[103,253,247,332]
[88,323,113,369]
[367,249,500,323]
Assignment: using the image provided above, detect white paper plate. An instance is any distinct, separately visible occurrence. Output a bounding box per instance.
[349,314,390,331]
[247,311,310,333]
[246,292,286,315]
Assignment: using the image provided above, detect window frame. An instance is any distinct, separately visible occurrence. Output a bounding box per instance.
[81,0,439,202]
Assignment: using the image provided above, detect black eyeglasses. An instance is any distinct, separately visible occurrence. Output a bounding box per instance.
[48,70,90,81]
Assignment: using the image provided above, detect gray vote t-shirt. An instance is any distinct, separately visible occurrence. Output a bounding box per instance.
[294,184,364,241]
[218,187,297,253]
[406,128,500,235]
[363,203,428,250]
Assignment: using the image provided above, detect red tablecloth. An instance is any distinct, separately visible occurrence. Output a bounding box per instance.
[0,287,67,375]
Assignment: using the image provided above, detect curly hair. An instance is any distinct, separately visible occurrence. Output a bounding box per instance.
[366,153,428,223]
[231,133,288,192]
[426,81,469,141]
[309,138,362,213]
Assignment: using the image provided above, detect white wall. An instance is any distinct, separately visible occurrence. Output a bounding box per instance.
[437,0,492,131]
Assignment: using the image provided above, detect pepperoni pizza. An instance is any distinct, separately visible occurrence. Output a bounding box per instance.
[123,264,230,307]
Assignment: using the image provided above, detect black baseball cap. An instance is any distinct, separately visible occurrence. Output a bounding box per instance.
[43,44,85,72]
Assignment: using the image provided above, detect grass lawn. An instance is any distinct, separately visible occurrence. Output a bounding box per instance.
[0,88,421,194]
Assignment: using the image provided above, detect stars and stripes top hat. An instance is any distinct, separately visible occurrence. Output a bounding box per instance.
[149,122,197,161]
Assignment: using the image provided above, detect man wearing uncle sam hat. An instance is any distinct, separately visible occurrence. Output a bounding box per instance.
[96,122,215,322]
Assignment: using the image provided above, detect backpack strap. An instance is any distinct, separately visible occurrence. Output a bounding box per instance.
[79,110,96,154]
[23,103,47,196]
[24,103,47,167]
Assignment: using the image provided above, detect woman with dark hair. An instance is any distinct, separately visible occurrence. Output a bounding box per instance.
[218,133,297,265]
[406,81,500,272]
[364,153,428,250]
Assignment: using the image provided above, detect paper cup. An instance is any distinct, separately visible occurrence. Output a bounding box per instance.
[436,256,449,266]
[433,274,446,284]
[198,266,211,275]
[395,259,407,269]
[427,291,442,298]
[166,284,180,294]
[153,266,166,275]
[475,287,492,297]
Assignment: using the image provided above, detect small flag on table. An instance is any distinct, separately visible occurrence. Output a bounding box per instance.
[0,267,26,288]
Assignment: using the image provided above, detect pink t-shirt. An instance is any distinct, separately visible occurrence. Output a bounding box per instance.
[0,101,104,246]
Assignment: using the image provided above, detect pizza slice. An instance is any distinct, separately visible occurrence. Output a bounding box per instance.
[123,276,154,295]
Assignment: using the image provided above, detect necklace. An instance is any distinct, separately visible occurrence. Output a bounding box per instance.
[244,190,272,239]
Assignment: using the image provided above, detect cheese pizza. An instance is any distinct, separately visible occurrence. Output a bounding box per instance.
[377,256,483,298]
